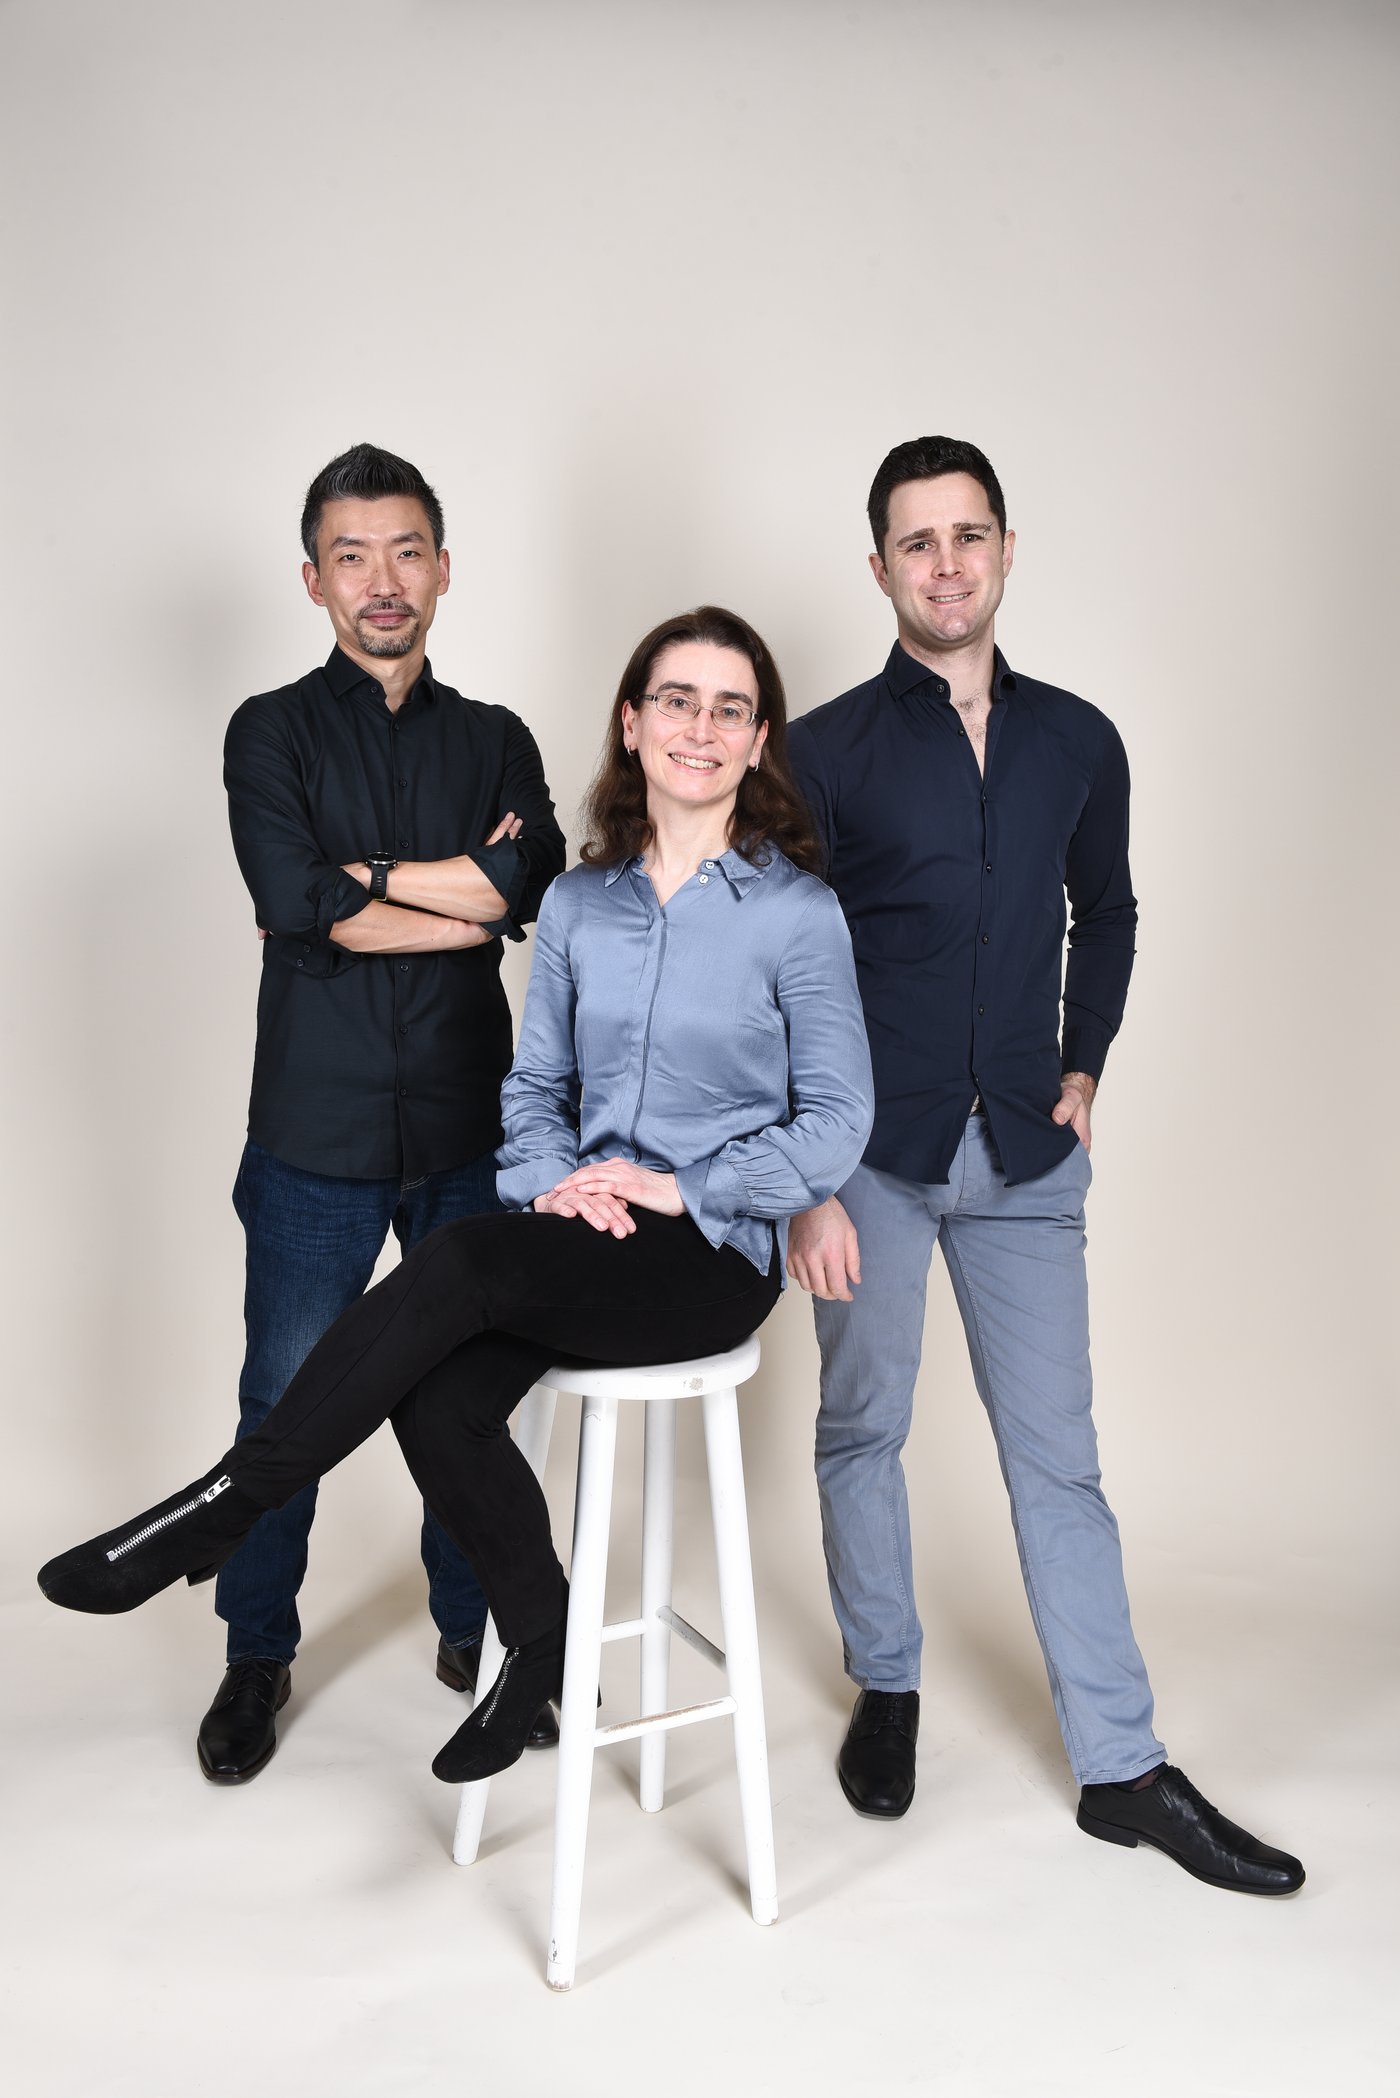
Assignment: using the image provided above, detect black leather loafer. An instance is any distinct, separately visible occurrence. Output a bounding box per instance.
[837,1689,920,1818]
[1078,1764,1305,1894]
[197,1660,292,1784]
[435,1636,559,1750]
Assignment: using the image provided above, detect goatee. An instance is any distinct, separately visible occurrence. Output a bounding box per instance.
[356,613,420,659]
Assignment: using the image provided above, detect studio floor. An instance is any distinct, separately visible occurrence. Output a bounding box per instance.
[4,1505,1394,2098]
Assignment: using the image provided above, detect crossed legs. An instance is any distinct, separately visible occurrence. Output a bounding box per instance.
[226,1207,781,1646]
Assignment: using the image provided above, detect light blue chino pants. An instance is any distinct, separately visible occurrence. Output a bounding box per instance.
[813,1110,1165,1785]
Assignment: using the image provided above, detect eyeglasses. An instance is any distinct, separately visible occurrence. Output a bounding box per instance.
[640,691,758,733]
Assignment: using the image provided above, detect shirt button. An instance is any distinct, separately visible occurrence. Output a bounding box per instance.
[398,776,408,788]
[399,962,410,973]
[957,726,966,737]
[398,838,410,848]
[302,944,311,954]
[399,1086,409,1097]
[981,934,990,944]
[985,863,992,873]
[703,860,715,869]
[398,1024,409,1035]
[698,874,709,884]
[978,1004,986,1015]
[295,958,304,968]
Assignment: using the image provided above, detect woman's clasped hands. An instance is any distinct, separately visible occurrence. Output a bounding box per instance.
[533,1157,685,1237]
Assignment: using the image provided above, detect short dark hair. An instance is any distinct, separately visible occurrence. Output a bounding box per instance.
[300,443,445,565]
[867,435,1007,554]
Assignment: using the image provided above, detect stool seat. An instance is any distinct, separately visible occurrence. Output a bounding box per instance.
[534,1335,762,1402]
[450,1334,774,1989]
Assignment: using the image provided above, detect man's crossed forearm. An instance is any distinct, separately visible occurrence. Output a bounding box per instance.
[330,812,523,955]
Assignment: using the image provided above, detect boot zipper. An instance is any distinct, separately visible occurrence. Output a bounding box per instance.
[475,1649,515,1725]
[106,1476,232,1562]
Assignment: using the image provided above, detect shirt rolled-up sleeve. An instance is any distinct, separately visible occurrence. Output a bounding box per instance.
[674,885,873,1246]
[1061,716,1137,1080]
[224,701,370,974]
[466,715,568,941]
[495,881,583,1205]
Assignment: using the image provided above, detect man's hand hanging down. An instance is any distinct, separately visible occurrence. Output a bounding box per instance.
[787,1195,862,1301]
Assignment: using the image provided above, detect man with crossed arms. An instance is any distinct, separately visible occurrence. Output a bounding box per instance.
[204,443,565,1782]
[786,435,1303,1894]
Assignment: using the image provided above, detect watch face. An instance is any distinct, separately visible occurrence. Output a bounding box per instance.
[367,854,396,868]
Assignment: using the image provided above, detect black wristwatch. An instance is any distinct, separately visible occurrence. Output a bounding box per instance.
[365,853,398,901]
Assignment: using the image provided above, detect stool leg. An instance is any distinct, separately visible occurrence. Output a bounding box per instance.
[451,1618,504,1865]
[452,1384,559,1867]
[547,1391,619,1991]
[638,1397,677,1813]
[701,1385,778,1927]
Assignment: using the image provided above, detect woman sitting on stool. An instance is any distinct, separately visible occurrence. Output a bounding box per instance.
[40,606,874,1785]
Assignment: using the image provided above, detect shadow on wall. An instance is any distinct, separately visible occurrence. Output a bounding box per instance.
[34,585,257,1501]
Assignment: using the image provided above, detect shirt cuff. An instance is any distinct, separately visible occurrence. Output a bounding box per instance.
[314,869,372,941]
[673,1156,751,1250]
[1061,1021,1112,1082]
[495,1153,580,1210]
[467,838,525,942]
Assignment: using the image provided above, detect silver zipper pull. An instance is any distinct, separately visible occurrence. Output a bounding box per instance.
[203,1476,232,1502]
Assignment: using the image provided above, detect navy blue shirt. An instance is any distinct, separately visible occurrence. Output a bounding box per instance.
[788,642,1136,1188]
[226,647,565,1182]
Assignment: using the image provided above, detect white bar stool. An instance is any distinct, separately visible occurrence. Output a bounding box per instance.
[451,1334,775,1990]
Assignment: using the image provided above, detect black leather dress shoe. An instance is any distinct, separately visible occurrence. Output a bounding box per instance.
[197,1660,292,1784]
[435,1636,559,1750]
[837,1689,920,1818]
[1078,1764,1305,1894]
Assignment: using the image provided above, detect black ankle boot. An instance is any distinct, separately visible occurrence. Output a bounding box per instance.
[431,1617,567,1783]
[37,1466,264,1614]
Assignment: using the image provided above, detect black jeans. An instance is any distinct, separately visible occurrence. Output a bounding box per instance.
[223,1209,781,1645]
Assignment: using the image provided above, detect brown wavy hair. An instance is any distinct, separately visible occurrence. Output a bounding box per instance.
[579,606,822,875]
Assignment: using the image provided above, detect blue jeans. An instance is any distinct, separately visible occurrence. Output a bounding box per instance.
[215,1141,501,1666]
[813,1111,1164,1785]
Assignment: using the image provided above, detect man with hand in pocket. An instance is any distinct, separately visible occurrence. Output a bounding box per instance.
[786,435,1302,1897]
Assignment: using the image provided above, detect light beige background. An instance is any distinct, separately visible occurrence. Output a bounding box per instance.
[2,3,1396,2094]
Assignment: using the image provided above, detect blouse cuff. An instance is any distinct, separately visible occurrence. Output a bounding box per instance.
[495,1153,581,1211]
[673,1156,751,1250]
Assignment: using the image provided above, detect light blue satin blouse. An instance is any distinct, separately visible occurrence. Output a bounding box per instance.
[496,847,875,1276]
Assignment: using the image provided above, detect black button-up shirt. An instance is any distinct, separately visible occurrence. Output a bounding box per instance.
[788,642,1136,1188]
[225,646,566,1181]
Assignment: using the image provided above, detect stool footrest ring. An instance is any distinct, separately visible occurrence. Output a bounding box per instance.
[599,1616,647,1644]
[596,1608,725,1666]
[659,1605,725,1671]
[592,1695,738,1749]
